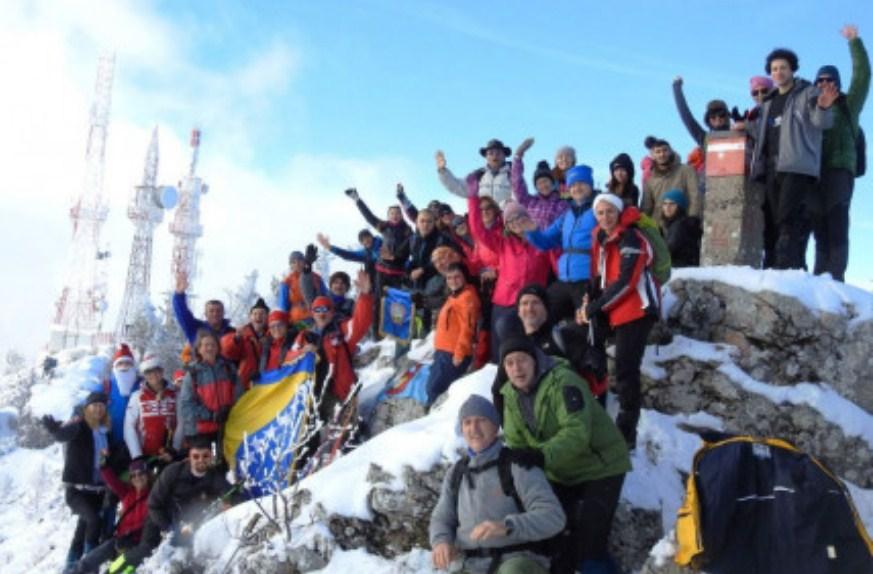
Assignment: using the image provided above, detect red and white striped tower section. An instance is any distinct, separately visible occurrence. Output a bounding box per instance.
[49,54,115,352]
[167,129,208,318]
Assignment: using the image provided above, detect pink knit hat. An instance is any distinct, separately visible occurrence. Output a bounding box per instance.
[501,200,529,224]
[749,75,774,93]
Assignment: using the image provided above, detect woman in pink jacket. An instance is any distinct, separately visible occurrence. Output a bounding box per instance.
[466,172,550,363]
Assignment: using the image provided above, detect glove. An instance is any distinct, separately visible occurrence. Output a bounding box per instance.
[396,183,407,201]
[730,106,744,123]
[504,447,545,469]
[344,187,359,201]
[303,243,318,273]
[41,414,61,434]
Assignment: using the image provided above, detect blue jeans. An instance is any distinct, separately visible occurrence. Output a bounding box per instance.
[426,350,470,406]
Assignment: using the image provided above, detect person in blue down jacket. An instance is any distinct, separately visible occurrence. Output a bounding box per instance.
[523,164,597,324]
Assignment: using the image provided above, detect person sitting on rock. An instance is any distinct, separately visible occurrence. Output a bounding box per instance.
[75,457,152,574]
[425,263,481,406]
[429,395,565,574]
[659,188,702,268]
[108,435,242,573]
[278,245,329,327]
[496,336,630,573]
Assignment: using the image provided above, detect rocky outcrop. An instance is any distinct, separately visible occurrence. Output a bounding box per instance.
[666,277,873,413]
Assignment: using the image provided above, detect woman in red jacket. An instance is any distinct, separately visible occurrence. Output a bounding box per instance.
[580,193,659,450]
[467,173,550,364]
[75,458,151,573]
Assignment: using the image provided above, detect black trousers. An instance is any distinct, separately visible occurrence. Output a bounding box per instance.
[123,518,168,567]
[546,280,588,325]
[76,534,135,574]
[550,473,626,572]
[65,488,104,557]
[765,171,816,270]
[813,168,854,282]
[590,313,655,448]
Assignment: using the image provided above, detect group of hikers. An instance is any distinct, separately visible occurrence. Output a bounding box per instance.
[43,28,867,574]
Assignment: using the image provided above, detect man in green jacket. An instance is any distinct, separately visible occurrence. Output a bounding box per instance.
[497,335,630,573]
[813,24,869,282]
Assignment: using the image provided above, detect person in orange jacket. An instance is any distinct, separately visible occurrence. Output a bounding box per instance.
[220,297,269,390]
[278,245,328,326]
[291,270,374,422]
[426,262,481,406]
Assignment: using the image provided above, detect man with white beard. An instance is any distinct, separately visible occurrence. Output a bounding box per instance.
[105,344,142,458]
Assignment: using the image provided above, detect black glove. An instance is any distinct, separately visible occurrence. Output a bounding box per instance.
[41,414,61,434]
[344,187,359,201]
[303,243,318,273]
[504,447,545,469]
[396,183,407,201]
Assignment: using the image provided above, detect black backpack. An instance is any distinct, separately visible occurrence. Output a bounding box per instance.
[839,98,866,177]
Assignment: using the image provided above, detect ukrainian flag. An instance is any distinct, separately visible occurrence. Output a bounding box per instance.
[223,352,315,497]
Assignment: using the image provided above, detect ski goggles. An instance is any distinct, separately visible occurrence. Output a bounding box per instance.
[312,305,331,313]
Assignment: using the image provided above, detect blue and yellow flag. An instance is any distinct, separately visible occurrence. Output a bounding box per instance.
[223,352,315,497]
[379,287,415,343]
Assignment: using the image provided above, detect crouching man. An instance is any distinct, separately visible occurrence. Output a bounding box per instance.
[429,395,565,573]
[109,435,241,573]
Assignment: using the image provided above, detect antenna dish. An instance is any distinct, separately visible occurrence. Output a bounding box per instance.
[155,186,178,210]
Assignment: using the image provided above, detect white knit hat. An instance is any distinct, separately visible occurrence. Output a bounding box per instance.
[139,350,163,374]
[592,193,624,213]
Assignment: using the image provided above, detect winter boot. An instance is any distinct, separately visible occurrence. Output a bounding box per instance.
[108,553,135,574]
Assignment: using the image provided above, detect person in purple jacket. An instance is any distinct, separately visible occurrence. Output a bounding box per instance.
[510,137,569,230]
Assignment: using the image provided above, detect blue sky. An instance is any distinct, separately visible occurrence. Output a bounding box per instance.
[1,0,871,356]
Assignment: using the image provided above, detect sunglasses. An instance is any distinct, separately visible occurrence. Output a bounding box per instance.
[312,305,331,313]
[816,77,835,84]
[130,471,148,478]
[751,89,768,97]
[481,205,497,212]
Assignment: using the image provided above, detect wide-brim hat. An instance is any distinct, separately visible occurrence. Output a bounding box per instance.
[479,138,512,157]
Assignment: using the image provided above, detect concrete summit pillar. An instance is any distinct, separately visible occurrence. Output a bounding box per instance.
[701,132,764,267]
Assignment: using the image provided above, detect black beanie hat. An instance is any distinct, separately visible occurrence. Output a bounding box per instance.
[250,297,269,314]
[515,283,549,310]
[84,391,108,407]
[609,153,635,179]
[766,48,799,73]
[499,334,537,364]
[532,160,555,186]
[815,65,842,90]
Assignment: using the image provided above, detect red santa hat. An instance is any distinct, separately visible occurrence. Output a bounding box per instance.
[113,343,135,369]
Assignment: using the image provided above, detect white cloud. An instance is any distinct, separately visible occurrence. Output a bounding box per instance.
[0,2,404,359]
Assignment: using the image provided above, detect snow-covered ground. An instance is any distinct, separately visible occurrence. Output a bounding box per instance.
[1,302,872,573]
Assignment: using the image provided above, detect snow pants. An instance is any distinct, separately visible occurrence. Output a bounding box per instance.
[766,171,816,270]
[551,473,626,573]
[425,350,471,406]
[813,168,854,282]
[65,488,104,559]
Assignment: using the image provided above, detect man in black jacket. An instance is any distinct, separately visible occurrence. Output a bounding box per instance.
[110,435,241,572]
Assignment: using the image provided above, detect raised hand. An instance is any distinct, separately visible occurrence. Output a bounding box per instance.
[673,75,683,86]
[515,137,535,159]
[396,183,407,199]
[175,271,188,294]
[316,233,331,250]
[344,187,359,201]
[841,25,859,41]
[435,150,447,171]
[354,269,372,294]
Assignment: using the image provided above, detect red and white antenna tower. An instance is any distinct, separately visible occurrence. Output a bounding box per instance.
[115,127,178,341]
[49,54,115,352]
[168,129,208,302]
